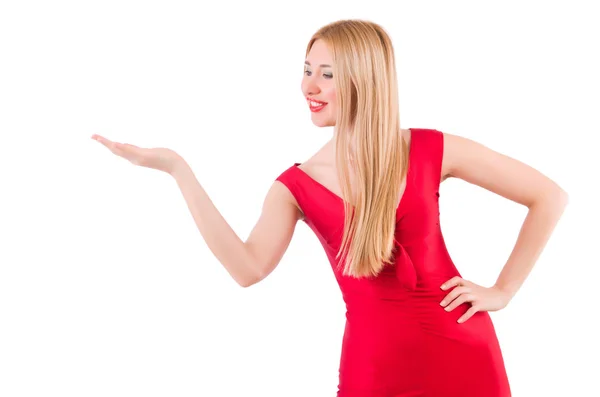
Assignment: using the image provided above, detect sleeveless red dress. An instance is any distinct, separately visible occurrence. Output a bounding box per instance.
[275,128,511,397]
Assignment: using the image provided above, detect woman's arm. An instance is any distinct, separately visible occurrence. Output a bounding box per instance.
[91,134,301,288]
[493,193,567,298]
[442,132,569,299]
[171,161,302,288]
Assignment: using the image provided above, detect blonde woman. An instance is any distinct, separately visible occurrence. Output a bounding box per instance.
[92,19,568,397]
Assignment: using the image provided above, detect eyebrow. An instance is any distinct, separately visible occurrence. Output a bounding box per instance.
[304,61,332,68]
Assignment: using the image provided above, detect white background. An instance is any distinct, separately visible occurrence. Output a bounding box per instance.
[0,1,597,396]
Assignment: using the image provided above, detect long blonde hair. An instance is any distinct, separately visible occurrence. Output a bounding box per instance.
[306,20,409,279]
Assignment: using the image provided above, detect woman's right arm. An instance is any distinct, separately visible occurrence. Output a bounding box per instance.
[171,161,302,288]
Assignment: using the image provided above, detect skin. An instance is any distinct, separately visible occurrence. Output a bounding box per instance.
[92,39,568,324]
[302,39,337,129]
[300,39,406,208]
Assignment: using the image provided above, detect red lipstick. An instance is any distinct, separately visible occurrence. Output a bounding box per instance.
[307,97,327,112]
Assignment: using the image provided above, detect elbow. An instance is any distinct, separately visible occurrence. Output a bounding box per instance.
[531,186,569,213]
[554,178,569,204]
[552,186,569,210]
[559,188,569,207]
[240,277,260,288]
[237,273,254,288]
[239,278,254,288]
[238,267,263,288]
[533,184,569,209]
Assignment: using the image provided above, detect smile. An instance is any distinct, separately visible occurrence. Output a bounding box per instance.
[307,98,327,112]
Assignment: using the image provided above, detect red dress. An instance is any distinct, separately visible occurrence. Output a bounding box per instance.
[275,128,511,397]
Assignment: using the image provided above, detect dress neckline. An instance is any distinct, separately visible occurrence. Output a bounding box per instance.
[292,129,414,213]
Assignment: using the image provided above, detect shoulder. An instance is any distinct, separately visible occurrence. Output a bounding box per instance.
[406,127,444,153]
[439,130,492,182]
[405,127,444,144]
[273,165,305,221]
[441,131,480,177]
[406,128,446,181]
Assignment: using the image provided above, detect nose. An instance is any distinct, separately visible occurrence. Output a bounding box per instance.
[301,75,321,97]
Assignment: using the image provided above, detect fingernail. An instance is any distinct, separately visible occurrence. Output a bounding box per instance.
[440,300,446,306]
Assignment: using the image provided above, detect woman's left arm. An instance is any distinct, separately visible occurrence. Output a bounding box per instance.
[439,132,569,322]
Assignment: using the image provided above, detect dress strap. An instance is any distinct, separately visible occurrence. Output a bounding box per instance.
[410,128,444,196]
[274,165,311,220]
[275,165,301,203]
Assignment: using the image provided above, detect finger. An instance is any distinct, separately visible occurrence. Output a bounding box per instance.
[113,143,138,161]
[120,143,143,156]
[108,142,126,156]
[104,140,128,155]
[93,135,118,151]
[444,293,475,312]
[99,141,129,158]
[91,134,110,144]
[92,135,128,153]
[440,276,463,290]
[457,306,479,323]
[440,286,470,307]
[115,143,142,158]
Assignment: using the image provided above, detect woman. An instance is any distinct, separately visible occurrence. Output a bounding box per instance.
[92,19,568,397]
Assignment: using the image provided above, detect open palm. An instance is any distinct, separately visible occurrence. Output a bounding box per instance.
[91,134,184,174]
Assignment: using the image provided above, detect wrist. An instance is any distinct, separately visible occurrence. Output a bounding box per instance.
[170,157,190,178]
[493,282,518,301]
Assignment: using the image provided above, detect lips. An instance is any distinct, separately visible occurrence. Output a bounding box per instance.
[307,98,327,112]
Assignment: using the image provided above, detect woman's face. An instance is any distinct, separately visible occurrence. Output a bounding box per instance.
[301,39,337,127]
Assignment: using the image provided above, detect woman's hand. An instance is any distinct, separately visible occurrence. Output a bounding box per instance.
[91,134,185,175]
[440,276,512,323]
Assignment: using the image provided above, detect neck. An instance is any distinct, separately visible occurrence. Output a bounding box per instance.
[331,136,358,172]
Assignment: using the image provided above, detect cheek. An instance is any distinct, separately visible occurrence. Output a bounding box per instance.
[329,99,337,117]
[328,91,337,107]
[326,90,336,108]
[328,86,336,100]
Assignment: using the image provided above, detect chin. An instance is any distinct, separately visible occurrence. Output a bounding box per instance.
[311,117,334,127]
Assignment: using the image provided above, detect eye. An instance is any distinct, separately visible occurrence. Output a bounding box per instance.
[304,69,333,79]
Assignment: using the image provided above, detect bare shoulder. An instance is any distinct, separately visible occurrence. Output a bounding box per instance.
[441,131,489,181]
[441,131,490,182]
